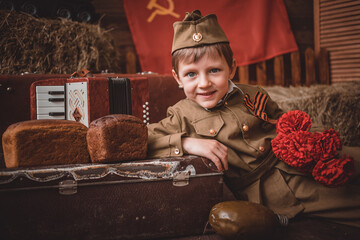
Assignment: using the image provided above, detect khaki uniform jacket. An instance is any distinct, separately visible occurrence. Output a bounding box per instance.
[148,84,282,165]
[147,84,360,222]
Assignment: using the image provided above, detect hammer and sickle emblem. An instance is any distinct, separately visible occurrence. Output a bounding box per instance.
[147,0,180,23]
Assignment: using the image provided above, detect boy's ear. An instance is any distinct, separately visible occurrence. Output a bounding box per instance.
[230,59,237,79]
[172,69,183,87]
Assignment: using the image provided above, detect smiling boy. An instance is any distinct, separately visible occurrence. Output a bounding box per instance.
[171,44,237,171]
[147,10,360,228]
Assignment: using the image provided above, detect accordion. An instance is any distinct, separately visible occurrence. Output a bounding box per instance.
[30,74,185,126]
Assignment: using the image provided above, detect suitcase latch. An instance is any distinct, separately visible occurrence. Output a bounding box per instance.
[59,180,78,195]
[173,171,190,187]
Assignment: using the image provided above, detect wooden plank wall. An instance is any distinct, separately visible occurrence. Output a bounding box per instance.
[314,0,360,83]
[233,48,329,86]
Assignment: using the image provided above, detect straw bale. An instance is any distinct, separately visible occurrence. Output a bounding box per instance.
[265,82,360,146]
[0,10,122,74]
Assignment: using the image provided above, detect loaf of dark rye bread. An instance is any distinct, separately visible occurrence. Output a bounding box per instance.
[87,114,147,163]
[2,120,89,168]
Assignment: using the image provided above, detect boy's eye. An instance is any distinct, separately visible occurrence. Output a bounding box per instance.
[210,68,220,73]
[186,72,196,78]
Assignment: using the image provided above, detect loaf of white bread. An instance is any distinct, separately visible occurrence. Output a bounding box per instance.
[2,120,90,168]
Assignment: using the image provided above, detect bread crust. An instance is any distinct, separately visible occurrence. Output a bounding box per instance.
[2,120,89,168]
[87,114,147,163]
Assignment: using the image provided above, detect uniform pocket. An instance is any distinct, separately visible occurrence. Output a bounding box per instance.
[193,114,224,137]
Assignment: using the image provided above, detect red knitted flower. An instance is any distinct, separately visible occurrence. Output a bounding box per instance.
[272,110,354,187]
[271,131,317,173]
[315,128,342,161]
[276,110,312,135]
[312,155,354,187]
[310,132,324,161]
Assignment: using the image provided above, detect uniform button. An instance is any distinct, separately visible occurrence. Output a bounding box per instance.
[174,148,180,155]
[224,101,228,106]
[259,146,265,152]
[242,125,249,132]
[209,129,216,135]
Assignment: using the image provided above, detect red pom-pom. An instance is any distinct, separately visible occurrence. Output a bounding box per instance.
[272,110,354,187]
[271,131,317,173]
[312,155,354,187]
[276,110,312,135]
[315,128,342,161]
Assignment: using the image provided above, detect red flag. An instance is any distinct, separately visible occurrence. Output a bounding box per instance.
[124,0,298,74]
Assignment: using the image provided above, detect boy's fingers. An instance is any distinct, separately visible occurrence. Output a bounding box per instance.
[210,149,228,171]
[209,154,224,171]
[182,138,228,171]
[220,155,228,170]
[220,156,228,170]
[216,145,228,170]
[219,143,228,152]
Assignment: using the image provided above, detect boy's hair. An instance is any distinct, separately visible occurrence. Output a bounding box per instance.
[172,43,233,75]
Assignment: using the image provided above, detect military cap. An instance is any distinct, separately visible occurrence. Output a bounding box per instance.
[171,10,229,54]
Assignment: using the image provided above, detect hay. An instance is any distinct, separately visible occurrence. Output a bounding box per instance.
[0,10,122,74]
[265,82,360,146]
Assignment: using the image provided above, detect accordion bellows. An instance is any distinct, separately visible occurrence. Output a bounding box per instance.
[2,120,89,168]
[87,114,147,163]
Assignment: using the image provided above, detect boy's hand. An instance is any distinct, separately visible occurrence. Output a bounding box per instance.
[182,137,228,171]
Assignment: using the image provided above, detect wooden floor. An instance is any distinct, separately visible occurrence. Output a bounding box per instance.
[168,217,360,240]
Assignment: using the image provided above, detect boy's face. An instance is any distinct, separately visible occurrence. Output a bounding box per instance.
[172,53,236,109]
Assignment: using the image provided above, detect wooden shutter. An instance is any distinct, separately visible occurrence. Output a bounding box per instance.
[314,0,360,82]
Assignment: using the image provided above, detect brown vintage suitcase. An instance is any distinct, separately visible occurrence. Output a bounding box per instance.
[0,155,223,240]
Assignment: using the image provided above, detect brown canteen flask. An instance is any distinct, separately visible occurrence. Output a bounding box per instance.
[209,201,288,239]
